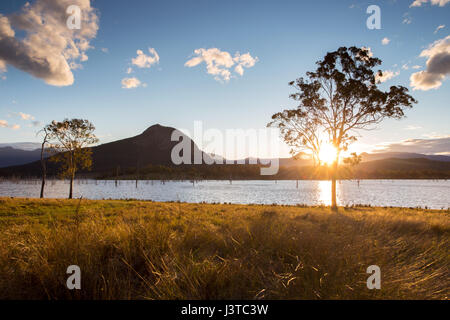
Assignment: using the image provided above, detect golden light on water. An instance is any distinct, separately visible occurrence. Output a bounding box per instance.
[318,180,332,206]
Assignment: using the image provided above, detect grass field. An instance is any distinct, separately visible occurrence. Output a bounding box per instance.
[0,197,448,300]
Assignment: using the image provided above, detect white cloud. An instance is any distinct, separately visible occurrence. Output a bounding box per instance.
[423,132,450,139]
[410,0,450,7]
[0,0,98,87]
[0,120,20,130]
[131,48,159,69]
[374,136,450,155]
[17,112,35,120]
[121,77,143,89]
[101,48,109,53]
[126,67,133,74]
[375,70,400,83]
[234,52,259,76]
[434,25,445,34]
[382,37,391,45]
[412,65,422,69]
[0,59,6,80]
[410,35,450,90]
[0,59,6,73]
[185,48,258,81]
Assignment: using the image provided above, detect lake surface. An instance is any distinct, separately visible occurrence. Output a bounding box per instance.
[0,179,449,209]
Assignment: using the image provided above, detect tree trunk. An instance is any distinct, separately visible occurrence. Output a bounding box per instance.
[69,175,74,199]
[68,153,74,199]
[39,133,47,199]
[40,154,46,199]
[331,154,339,211]
[331,172,337,210]
[40,178,46,199]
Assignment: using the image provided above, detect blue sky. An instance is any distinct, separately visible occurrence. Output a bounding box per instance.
[0,0,449,157]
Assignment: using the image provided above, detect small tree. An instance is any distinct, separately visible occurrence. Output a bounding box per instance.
[46,119,99,199]
[269,47,417,210]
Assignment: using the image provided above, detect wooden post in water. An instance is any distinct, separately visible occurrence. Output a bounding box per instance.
[296,180,298,189]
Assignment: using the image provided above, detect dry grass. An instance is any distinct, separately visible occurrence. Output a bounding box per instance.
[0,197,448,300]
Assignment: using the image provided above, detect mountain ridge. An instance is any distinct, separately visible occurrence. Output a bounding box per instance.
[0,124,449,179]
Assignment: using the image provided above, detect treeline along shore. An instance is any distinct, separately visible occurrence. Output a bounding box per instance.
[2,160,450,180]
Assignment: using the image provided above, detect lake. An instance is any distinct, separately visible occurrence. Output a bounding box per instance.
[0,179,449,209]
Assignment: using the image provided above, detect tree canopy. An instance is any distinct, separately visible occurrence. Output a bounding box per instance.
[269,46,417,209]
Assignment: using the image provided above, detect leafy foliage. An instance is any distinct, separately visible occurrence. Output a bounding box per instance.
[269,47,417,208]
[270,46,417,159]
[45,119,98,198]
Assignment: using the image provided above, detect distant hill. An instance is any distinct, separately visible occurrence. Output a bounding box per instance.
[361,152,450,162]
[356,157,450,171]
[0,142,41,151]
[89,124,214,172]
[0,124,213,176]
[0,124,449,179]
[0,147,42,168]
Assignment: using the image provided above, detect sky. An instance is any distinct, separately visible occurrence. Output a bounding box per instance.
[0,0,449,159]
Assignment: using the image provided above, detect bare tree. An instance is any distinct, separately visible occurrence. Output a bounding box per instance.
[269,47,417,210]
[45,119,99,199]
[37,128,50,199]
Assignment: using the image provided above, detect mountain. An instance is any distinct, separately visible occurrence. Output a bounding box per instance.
[0,147,42,168]
[0,124,449,179]
[89,124,214,172]
[244,152,450,169]
[360,152,450,162]
[0,142,42,151]
[0,124,212,176]
[356,157,450,171]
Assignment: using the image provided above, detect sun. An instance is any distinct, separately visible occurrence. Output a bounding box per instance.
[318,144,338,165]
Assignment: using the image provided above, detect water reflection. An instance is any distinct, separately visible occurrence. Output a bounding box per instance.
[318,180,332,206]
[0,179,449,209]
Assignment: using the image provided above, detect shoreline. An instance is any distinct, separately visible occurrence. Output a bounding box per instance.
[0,196,449,212]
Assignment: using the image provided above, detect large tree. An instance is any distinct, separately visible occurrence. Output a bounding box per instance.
[269,47,417,210]
[46,119,98,199]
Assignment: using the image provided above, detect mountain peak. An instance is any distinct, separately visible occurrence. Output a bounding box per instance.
[141,124,174,136]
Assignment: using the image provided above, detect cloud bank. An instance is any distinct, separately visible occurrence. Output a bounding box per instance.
[410,0,450,7]
[410,35,450,90]
[185,48,258,81]
[0,0,98,86]
[375,136,450,155]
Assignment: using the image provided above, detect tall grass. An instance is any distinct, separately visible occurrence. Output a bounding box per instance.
[0,198,448,299]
